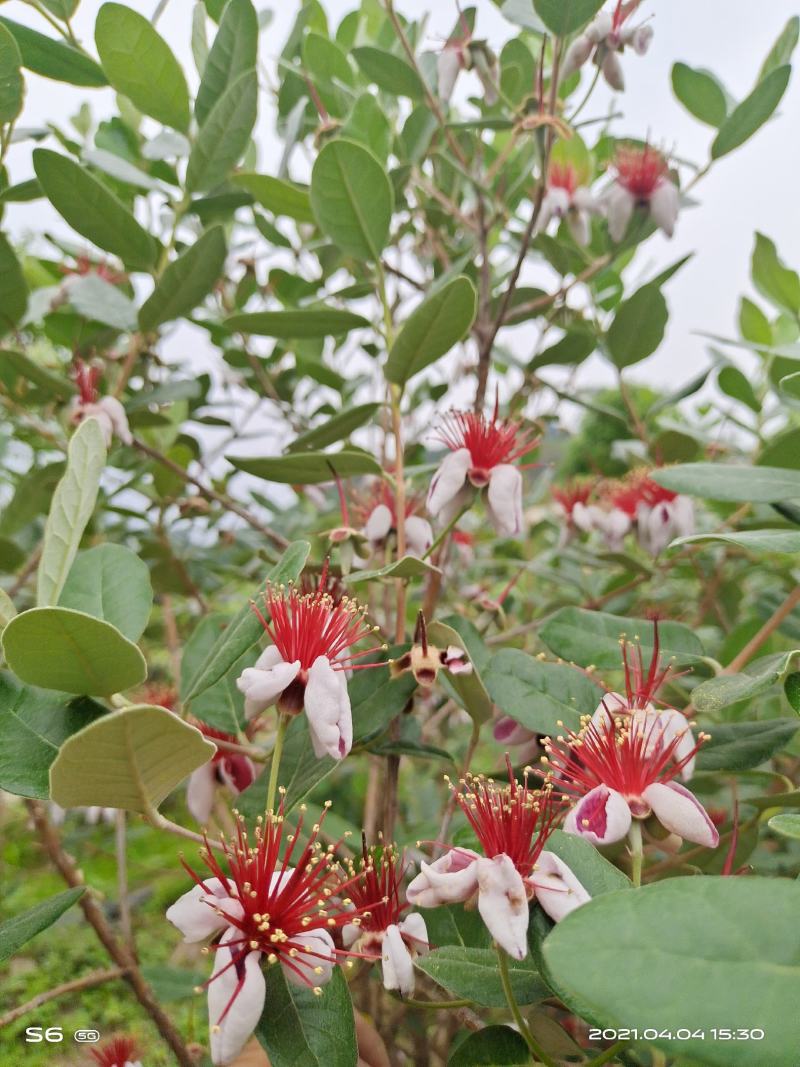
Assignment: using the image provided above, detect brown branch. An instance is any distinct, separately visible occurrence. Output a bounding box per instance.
[724,584,800,674]
[0,967,126,1029]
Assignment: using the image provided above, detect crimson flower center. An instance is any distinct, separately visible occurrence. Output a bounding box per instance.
[615,147,668,199]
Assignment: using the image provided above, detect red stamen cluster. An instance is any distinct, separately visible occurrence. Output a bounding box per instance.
[605,470,677,517]
[74,359,102,404]
[435,399,538,479]
[62,254,125,285]
[449,758,562,879]
[345,839,408,937]
[614,145,668,199]
[139,682,178,710]
[90,1036,139,1067]
[185,804,377,997]
[552,478,596,516]
[353,480,422,528]
[548,162,578,195]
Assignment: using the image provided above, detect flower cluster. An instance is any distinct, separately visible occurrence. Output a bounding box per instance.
[537,162,602,246]
[562,0,653,90]
[69,359,131,447]
[355,480,433,559]
[186,722,257,825]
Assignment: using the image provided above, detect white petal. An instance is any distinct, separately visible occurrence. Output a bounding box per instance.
[589,693,627,729]
[282,929,336,987]
[381,924,416,996]
[567,209,591,246]
[208,935,265,1066]
[427,449,471,519]
[99,396,132,445]
[596,506,632,550]
[673,495,694,539]
[404,515,434,557]
[493,715,537,746]
[236,657,300,720]
[166,879,242,943]
[406,849,480,908]
[649,180,680,237]
[186,764,216,825]
[82,406,115,447]
[305,656,352,760]
[437,47,461,102]
[570,501,594,533]
[365,503,393,543]
[561,34,594,78]
[564,786,631,846]
[605,185,635,242]
[586,12,613,42]
[487,464,523,537]
[399,912,429,956]
[475,855,529,960]
[632,708,697,781]
[253,645,284,671]
[531,851,591,923]
[643,782,719,848]
[601,50,625,91]
[630,24,653,54]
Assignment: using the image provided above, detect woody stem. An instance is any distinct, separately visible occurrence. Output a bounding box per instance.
[266,714,289,814]
[629,820,644,888]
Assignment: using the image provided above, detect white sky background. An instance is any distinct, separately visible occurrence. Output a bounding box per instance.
[5,0,800,401]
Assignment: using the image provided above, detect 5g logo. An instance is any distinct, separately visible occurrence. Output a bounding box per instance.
[24,1027,64,1043]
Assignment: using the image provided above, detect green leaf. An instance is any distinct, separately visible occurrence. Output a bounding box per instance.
[768,813,800,840]
[33,148,158,270]
[348,556,440,583]
[692,651,799,713]
[415,946,549,1008]
[310,139,393,261]
[653,462,800,502]
[228,450,381,484]
[712,65,791,159]
[751,232,800,315]
[529,328,597,372]
[785,671,800,712]
[385,276,477,386]
[0,16,106,87]
[483,651,602,736]
[183,541,310,702]
[533,0,604,37]
[36,417,106,608]
[95,2,190,131]
[780,371,800,400]
[718,365,761,411]
[186,68,258,193]
[0,233,28,331]
[68,274,137,330]
[3,607,147,696]
[195,0,257,125]
[0,676,106,798]
[605,284,668,368]
[351,45,424,99]
[226,308,369,338]
[0,588,16,630]
[0,22,24,123]
[231,172,313,222]
[50,704,216,813]
[449,1027,530,1067]
[255,966,356,1067]
[675,530,800,554]
[697,719,800,771]
[671,62,727,126]
[287,402,381,452]
[0,349,75,400]
[342,92,391,160]
[543,877,800,1067]
[58,544,153,642]
[427,620,493,725]
[139,226,227,330]
[543,830,631,896]
[540,608,704,669]
[39,0,80,17]
[179,613,244,734]
[0,888,85,965]
[759,16,799,80]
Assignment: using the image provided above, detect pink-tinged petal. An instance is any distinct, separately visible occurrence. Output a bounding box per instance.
[208,933,265,1066]
[487,464,523,537]
[631,707,697,782]
[443,645,472,675]
[166,879,242,943]
[567,208,591,247]
[404,515,434,557]
[427,448,471,519]
[531,851,591,923]
[218,754,257,795]
[605,185,636,242]
[305,656,352,760]
[186,763,216,825]
[283,929,336,987]
[673,495,695,540]
[99,396,132,445]
[564,786,631,846]
[571,501,594,534]
[561,34,594,78]
[649,180,680,237]
[399,912,429,956]
[381,924,416,997]
[586,12,613,42]
[643,782,719,847]
[406,848,480,907]
[236,657,300,720]
[630,24,653,54]
[601,50,625,91]
[365,503,393,543]
[493,715,537,746]
[475,855,529,960]
[437,46,462,102]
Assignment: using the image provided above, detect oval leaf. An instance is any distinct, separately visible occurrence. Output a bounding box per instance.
[0,22,24,123]
[0,888,85,965]
[427,620,493,725]
[385,276,477,386]
[58,543,153,642]
[351,45,424,99]
[692,651,799,713]
[139,226,227,330]
[483,650,602,736]
[697,719,800,771]
[310,139,393,261]
[0,15,106,86]
[186,68,258,193]
[712,65,791,159]
[652,462,800,502]
[255,965,356,1067]
[0,233,28,331]
[415,946,548,1007]
[225,308,369,338]
[605,284,668,368]
[287,402,381,452]
[671,62,727,127]
[540,608,704,669]
[533,0,604,36]
[231,172,313,222]
[228,450,381,484]
[195,0,258,125]
[449,1027,530,1066]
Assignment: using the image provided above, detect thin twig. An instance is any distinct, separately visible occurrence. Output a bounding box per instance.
[0,968,126,1029]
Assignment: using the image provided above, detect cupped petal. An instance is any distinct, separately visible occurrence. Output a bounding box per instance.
[283,929,336,987]
[437,46,462,102]
[561,34,594,78]
[531,850,591,923]
[487,464,523,537]
[218,753,257,795]
[365,503,393,543]
[399,912,429,956]
[493,715,537,747]
[564,785,632,846]
[186,763,216,825]
[305,656,352,760]
[381,924,416,997]
[406,848,480,908]
[166,878,242,943]
[672,494,695,539]
[404,515,434,557]
[427,448,471,519]
[567,208,591,246]
[643,782,719,847]
[601,50,625,91]
[639,707,697,782]
[649,180,680,237]
[475,854,529,960]
[208,935,265,1066]
[99,395,132,445]
[236,657,300,720]
[590,692,627,729]
[586,12,613,42]
[605,185,636,242]
[630,24,654,54]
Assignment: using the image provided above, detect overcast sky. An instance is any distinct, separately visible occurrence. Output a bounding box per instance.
[5,0,800,393]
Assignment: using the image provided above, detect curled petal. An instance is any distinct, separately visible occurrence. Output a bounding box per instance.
[208,933,265,1066]
[365,503,393,543]
[406,848,480,908]
[590,693,628,730]
[649,180,680,237]
[672,494,695,539]
[166,878,242,943]
[218,753,257,795]
[561,34,594,78]
[99,395,132,445]
[487,464,523,537]
[643,782,719,848]
[601,50,625,91]
[76,405,115,447]
[531,850,591,923]
[475,854,529,960]
[305,655,352,760]
[595,505,632,551]
[186,763,216,825]
[564,785,631,845]
[283,929,336,987]
[605,185,636,242]
[586,12,614,42]
[399,912,429,956]
[236,655,300,720]
[494,715,537,747]
[381,924,416,997]
[570,501,595,534]
[630,24,654,54]
[437,47,462,102]
[567,209,591,247]
[404,515,434,557]
[632,707,697,782]
[427,448,471,519]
